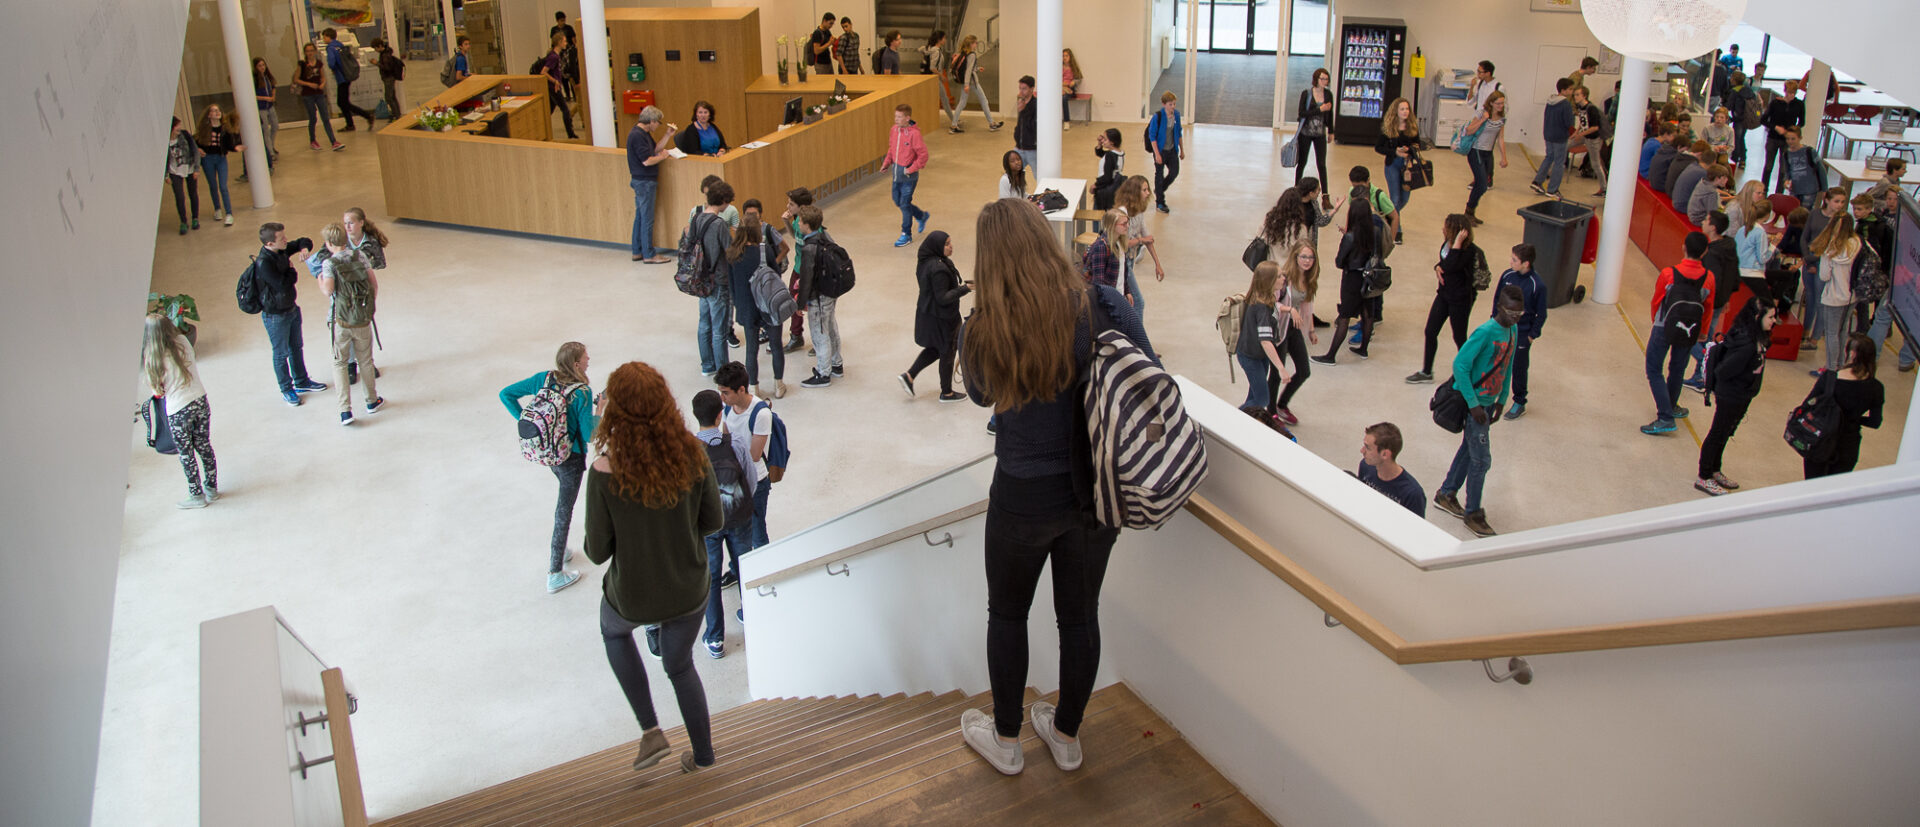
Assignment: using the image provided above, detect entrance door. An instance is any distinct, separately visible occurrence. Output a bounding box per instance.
[1175,0,1281,55]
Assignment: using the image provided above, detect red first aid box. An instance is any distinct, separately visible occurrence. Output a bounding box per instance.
[622,90,655,115]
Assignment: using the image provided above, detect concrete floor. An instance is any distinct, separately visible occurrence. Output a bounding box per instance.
[99,89,1911,823]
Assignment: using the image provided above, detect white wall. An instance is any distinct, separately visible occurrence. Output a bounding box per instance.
[1001,0,1151,123]
[1,1,191,825]
[1744,0,1915,109]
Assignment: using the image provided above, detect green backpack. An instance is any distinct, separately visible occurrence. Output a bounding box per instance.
[329,253,376,327]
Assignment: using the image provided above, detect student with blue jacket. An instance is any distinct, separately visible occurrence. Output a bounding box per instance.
[500,342,601,594]
[1146,91,1185,213]
[1489,244,1546,420]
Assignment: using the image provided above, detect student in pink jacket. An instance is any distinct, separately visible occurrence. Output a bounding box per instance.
[882,103,932,247]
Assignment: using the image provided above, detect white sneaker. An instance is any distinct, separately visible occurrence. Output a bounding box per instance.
[960,709,1023,775]
[223,213,234,226]
[1028,701,1082,771]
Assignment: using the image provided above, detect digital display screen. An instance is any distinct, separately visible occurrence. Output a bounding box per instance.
[1890,192,1920,342]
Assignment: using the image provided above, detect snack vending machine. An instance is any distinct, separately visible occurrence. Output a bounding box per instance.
[1332,17,1407,145]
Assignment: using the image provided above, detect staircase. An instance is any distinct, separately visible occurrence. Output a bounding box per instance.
[374,683,1271,826]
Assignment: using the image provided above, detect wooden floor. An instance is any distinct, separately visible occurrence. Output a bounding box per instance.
[373,683,1273,826]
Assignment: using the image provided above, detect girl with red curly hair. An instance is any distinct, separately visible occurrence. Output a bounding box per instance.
[585,361,724,774]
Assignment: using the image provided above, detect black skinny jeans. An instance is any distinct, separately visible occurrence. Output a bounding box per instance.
[1698,393,1752,478]
[1296,134,1328,188]
[906,343,955,394]
[1153,154,1181,206]
[1422,292,1475,374]
[336,80,373,124]
[1272,326,1311,409]
[1510,336,1533,405]
[548,452,585,573]
[169,174,200,222]
[984,469,1119,740]
[601,598,715,765]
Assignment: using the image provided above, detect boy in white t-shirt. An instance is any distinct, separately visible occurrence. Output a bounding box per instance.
[714,362,772,590]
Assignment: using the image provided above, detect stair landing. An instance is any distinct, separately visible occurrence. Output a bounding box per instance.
[374,682,1272,826]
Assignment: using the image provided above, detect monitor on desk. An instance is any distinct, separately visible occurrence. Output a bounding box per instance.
[833,79,847,100]
[783,97,804,126]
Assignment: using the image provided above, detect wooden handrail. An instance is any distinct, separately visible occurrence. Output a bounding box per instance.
[322,667,369,827]
[1184,494,1920,664]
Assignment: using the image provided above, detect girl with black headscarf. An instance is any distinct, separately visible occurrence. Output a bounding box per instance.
[898,230,971,401]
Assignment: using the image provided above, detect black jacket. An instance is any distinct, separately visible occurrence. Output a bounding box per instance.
[674,122,728,156]
[1375,131,1420,165]
[255,240,311,314]
[1762,96,1804,135]
[1703,236,1740,289]
[1297,87,1331,134]
[914,232,969,350]
[1014,96,1036,151]
[1711,317,1768,402]
[1437,242,1481,300]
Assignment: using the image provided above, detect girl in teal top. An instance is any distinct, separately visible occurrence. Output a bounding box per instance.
[499,342,600,593]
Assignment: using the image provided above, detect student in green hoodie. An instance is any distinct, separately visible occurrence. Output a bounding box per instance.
[1433,285,1523,538]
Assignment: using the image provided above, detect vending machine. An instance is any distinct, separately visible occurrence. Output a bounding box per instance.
[1332,17,1408,145]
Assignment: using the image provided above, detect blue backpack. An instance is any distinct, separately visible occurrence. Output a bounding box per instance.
[750,401,791,483]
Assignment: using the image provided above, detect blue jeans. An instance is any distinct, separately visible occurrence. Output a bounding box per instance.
[1123,257,1146,321]
[630,178,658,257]
[261,307,312,393]
[750,475,770,548]
[742,303,785,386]
[703,521,752,644]
[1016,149,1037,176]
[1384,158,1409,213]
[1237,353,1269,409]
[1801,267,1824,338]
[301,94,337,144]
[1819,303,1851,371]
[697,291,729,374]
[1645,325,1690,420]
[1467,149,1494,209]
[1869,298,1919,367]
[1533,141,1567,193]
[1687,305,1726,382]
[201,155,231,214]
[891,170,927,234]
[1439,414,1492,513]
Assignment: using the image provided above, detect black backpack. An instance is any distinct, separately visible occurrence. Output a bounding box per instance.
[1850,239,1889,304]
[702,436,754,528]
[1660,267,1708,343]
[336,45,361,82]
[674,214,721,298]
[236,257,264,315]
[810,233,857,298]
[949,52,969,84]
[1784,371,1842,457]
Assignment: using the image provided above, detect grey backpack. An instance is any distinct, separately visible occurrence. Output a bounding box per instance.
[750,232,797,323]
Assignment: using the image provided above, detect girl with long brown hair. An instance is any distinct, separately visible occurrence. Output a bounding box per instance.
[1117,176,1166,317]
[142,314,217,508]
[1297,67,1334,193]
[958,199,1151,777]
[1376,96,1420,238]
[1802,333,1885,479]
[1462,90,1508,225]
[585,361,722,775]
[1809,213,1860,371]
[195,103,244,225]
[1236,261,1292,413]
[1270,241,1320,424]
[499,341,599,594]
[1409,213,1483,383]
[726,202,786,396]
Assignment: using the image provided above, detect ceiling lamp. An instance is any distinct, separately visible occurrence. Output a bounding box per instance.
[1581,0,1746,62]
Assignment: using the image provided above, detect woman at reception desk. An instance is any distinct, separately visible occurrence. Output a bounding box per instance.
[376,73,936,250]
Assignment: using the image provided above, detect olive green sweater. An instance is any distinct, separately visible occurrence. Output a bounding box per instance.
[584,463,723,624]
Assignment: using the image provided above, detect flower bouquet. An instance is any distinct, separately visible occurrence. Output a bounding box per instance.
[776,35,790,84]
[417,106,460,132]
[804,103,825,124]
[826,92,850,114]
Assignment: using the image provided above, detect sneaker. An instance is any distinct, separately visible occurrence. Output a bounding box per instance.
[1273,407,1298,427]
[1156,203,1170,214]
[1529,182,1548,196]
[895,233,913,247]
[1546,190,1563,200]
[718,570,739,589]
[785,338,806,354]
[949,126,965,135]
[1063,122,1072,131]
[737,608,744,623]
[757,328,770,345]
[1502,401,1526,420]
[989,121,1005,130]
[1405,371,1433,384]
[800,371,832,389]
[224,213,234,226]
[1640,418,1677,435]
[546,570,581,594]
[192,219,200,230]
[1309,353,1336,366]
[680,751,709,774]
[365,397,386,414]
[283,391,301,407]
[1463,510,1497,537]
[960,709,1024,775]
[294,380,328,394]
[1712,472,1740,490]
[631,728,671,770]
[1312,316,1330,329]
[898,372,915,397]
[347,363,359,385]
[1683,378,1706,394]
[1433,491,1466,518]
[774,381,789,399]
[177,495,210,509]
[1029,701,1083,771]
[808,345,817,357]
[986,418,998,436]
[726,330,741,348]
[706,639,725,659]
[178,223,188,236]
[1899,363,1917,373]
[1671,406,1689,419]
[1349,328,1363,346]
[831,364,844,377]
[203,489,219,504]
[918,212,931,234]
[1694,478,1729,496]
[331,142,346,151]
[938,391,966,402]
[339,411,354,426]
[1348,346,1369,360]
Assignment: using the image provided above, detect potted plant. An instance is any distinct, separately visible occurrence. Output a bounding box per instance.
[804,104,825,124]
[148,291,200,346]
[796,33,809,82]
[826,92,850,114]
[417,106,461,132]
[776,35,790,84]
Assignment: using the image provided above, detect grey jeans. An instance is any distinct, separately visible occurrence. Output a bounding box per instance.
[808,295,842,376]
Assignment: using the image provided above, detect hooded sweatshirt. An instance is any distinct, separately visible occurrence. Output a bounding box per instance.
[1650,258,1716,328]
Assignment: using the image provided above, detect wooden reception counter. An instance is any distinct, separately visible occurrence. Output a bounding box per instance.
[375,74,937,247]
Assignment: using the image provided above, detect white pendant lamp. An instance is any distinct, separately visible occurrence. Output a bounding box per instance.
[1581,0,1746,62]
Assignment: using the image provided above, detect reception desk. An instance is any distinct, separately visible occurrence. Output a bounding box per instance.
[376,74,938,248]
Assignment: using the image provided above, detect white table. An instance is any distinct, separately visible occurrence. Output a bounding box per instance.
[1823,122,1920,159]
[1825,157,1883,191]
[1035,176,1088,248]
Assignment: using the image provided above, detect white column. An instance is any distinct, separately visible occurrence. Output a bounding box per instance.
[216,0,273,208]
[1182,0,1198,123]
[1807,59,1831,157]
[1271,0,1291,128]
[580,0,615,148]
[1592,56,1652,306]
[441,0,458,57]
[1037,0,1062,178]
[383,0,403,112]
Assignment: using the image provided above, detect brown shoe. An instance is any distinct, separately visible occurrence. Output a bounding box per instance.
[1433,491,1466,518]
[1463,510,1497,537]
[632,727,670,770]
[632,254,645,261]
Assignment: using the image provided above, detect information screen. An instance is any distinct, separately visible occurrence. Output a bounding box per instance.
[1889,192,1920,343]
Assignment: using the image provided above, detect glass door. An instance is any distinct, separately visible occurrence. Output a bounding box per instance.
[1174,0,1280,55]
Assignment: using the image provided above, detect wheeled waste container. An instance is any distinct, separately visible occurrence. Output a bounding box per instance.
[1516,199,1594,307]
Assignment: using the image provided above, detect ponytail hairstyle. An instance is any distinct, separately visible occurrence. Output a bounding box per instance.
[551,341,590,388]
[344,207,390,248]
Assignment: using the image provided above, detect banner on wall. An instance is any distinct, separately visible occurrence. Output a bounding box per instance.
[1531,0,1583,12]
[314,0,373,26]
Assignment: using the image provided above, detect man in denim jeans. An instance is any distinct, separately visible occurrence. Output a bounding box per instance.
[691,181,735,376]
[1642,233,1716,436]
[252,223,328,406]
[691,390,754,659]
[882,103,931,248]
[1433,285,1522,538]
[1530,78,1575,198]
[627,106,676,263]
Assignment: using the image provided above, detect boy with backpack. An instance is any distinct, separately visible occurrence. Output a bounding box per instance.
[793,205,852,388]
[692,389,755,659]
[682,180,736,376]
[317,222,384,425]
[1642,232,1716,435]
[779,188,817,354]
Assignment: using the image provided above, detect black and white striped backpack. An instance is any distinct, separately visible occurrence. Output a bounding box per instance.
[1084,306,1208,530]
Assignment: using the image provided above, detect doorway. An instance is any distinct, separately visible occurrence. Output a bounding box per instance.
[1174,0,1283,55]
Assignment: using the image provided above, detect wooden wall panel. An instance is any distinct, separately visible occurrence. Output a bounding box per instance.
[607,8,762,150]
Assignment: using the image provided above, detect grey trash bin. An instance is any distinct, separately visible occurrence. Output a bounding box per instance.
[1516,200,1594,308]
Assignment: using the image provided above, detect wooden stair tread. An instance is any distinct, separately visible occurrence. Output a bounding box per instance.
[376,683,1272,827]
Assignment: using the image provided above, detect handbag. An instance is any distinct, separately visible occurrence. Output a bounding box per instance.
[1242,237,1269,272]
[1030,189,1069,212]
[1430,380,1468,434]
[143,396,179,455]
[1471,246,1493,292]
[1405,155,1435,190]
[1453,118,1488,156]
[1783,371,1841,457]
[1361,262,1393,298]
[1281,131,1299,168]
